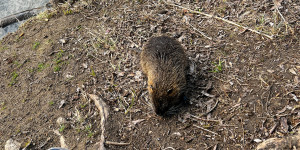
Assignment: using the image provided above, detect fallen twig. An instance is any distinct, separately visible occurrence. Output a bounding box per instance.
[87,93,109,150]
[201,91,215,98]
[162,1,274,40]
[259,74,269,86]
[127,37,142,52]
[269,122,278,135]
[0,6,45,28]
[105,141,130,146]
[193,124,220,136]
[190,114,220,123]
[162,147,176,150]
[273,0,294,34]
[188,23,212,40]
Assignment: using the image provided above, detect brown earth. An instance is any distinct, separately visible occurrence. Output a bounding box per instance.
[0,0,299,149]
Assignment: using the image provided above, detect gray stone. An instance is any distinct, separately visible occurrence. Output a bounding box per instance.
[5,139,21,150]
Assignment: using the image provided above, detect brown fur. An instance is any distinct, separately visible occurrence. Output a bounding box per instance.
[140,36,188,116]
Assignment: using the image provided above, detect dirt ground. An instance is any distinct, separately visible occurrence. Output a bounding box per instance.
[0,0,299,149]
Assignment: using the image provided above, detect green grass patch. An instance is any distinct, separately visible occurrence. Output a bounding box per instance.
[211,58,224,73]
[9,71,19,86]
[49,101,54,105]
[85,125,94,138]
[1,102,6,110]
[80,103,87,108]
[63,9,73,15]
[33,41,40,50]
[36,11,55,20]
[90,67,96,77]
[13,61,22,68]
[53,66,61,72]
[37,63,49,72]
[0,42,8,52]
[53,49,65,72]
[59,125,66,132]
[125,89,136,115]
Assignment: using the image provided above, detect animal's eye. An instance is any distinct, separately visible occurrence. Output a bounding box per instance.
[167,89,173,95]
[149,85,154,92]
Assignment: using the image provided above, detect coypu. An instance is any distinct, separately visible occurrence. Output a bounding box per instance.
[140,36,188,116]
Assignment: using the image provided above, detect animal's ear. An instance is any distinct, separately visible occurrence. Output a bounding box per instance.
[167,88,173,95]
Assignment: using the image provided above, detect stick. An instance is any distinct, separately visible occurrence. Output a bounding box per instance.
[0,6,45,28]
[190,114,220,123]
[188,23,212,40]
[273,0,293,34]
[105,141,130,146]
[162,1,274,40]
[87,93,109,150]
[0,12,36,28]
[193,124,220,136]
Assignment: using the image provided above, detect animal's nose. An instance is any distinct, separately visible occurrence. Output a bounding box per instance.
[155,108,165,116]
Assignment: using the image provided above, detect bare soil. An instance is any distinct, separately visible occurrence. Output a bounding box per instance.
[0,0,299,149]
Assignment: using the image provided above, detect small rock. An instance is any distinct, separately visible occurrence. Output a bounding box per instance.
[59,100,66,108]
[189,62,195,74]
[56,117,67,125]
[5,139,21,150]
[82,63,88,69]
[267,69,275,73]
[173,132,182,136]
[290,93,299,102]
[182,16,190,24]
[65,73,74,79]
[289,68,297,75]
[59,39,67,44]
[134,71,142,81]
[253,138,262,143]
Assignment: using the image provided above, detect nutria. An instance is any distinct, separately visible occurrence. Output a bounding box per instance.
[140,36,188,116]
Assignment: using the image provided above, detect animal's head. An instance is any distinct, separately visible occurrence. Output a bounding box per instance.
[148,76,186,116]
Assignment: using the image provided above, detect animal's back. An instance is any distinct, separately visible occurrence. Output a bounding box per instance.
[140,36,188,116]
[141,36,187,75]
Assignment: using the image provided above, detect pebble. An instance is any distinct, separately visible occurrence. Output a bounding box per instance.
[56,117,67,125]
[5,139,21,150]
